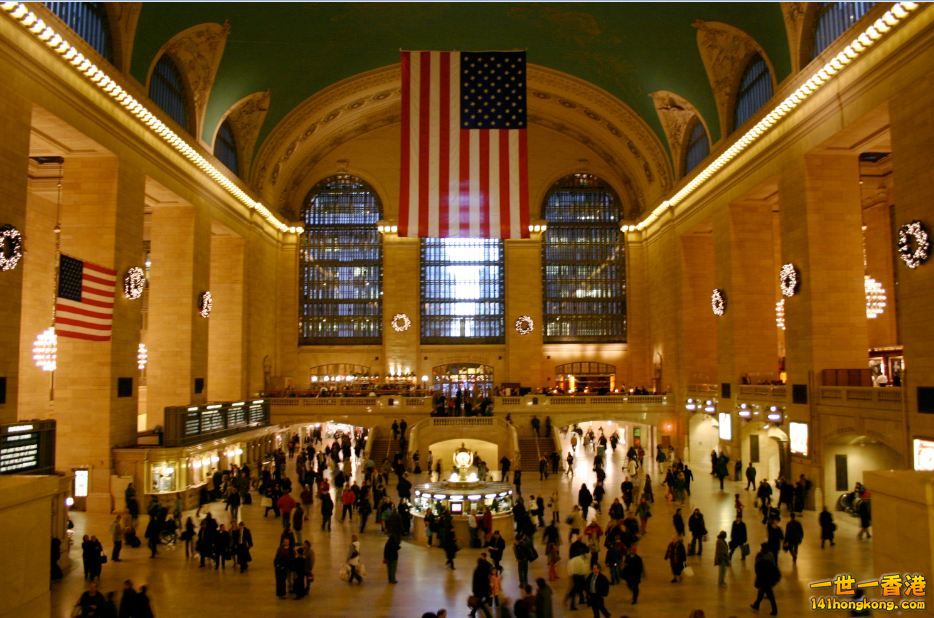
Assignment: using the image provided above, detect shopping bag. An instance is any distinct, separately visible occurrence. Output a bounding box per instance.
[683,565,695,577]
[338,564,350,581]
[358,562,367,577]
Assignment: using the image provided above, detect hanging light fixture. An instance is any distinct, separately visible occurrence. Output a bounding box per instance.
[32,327,57,372]
[864,275,886,319]
[137,342,148,371]
[775,299,786,331]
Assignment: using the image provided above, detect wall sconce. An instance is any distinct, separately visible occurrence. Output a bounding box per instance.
[685,398,698,412]
[737,402,752,419]
[766,405,785,424]
[703,399,717,414]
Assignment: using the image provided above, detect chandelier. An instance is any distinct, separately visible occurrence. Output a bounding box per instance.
[775,299,786,331]
[32,327,57,372]
[864,276,886,319]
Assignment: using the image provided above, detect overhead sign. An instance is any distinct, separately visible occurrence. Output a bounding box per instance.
[0,420,56,475]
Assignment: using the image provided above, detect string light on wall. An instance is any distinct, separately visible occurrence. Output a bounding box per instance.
[390,313,411,332]
[634,2,921,232]
[0,224,24,271]
[775,299,786,331]
[514,315,534,335]
[779,263,800,297]
[198,291,213,318]
[864,275,887,319]
[32,327,57,372]
[897,220,930,269]
[710,289,727,316]
[137,342,148,371]
[0,3,302,236]
[123,266,145,299]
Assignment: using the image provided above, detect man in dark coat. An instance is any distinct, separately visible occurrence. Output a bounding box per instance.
[729,513,749,560]
[585,564,611,618]
[620,546,644,604]
[471,556,493,610]
[751,543,781,615]
[384,534,401,584]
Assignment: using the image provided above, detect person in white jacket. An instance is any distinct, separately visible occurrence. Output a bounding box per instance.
[347,535,363,585]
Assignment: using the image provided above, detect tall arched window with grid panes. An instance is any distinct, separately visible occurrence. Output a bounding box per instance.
[811,2,876,59]
[542,173,626,343]
[683,116,710,175]
[420,239,505,344]
[299,175,382,345]
[149,54,190,132]
[214,119,239,175]
[733,54,773,131]
[44,2,113,62]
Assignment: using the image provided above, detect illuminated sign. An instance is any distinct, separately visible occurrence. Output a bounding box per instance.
[718,412,732,441]
[74,469,89,497]
[790,422,809,456]
[0,420,55,475]
[914,438,934,471]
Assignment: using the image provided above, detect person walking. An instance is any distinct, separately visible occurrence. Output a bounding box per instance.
[535,578,554,618]
[784,512,804,565]
[109,515,124,562]
[514,533,534,588]
[585,564,611,618]
[499,455,511,482]
[470,556,493,615]
[514,469,522,495]
[688,508,707,556]
[714,531,731,586]
[566,451,575,477]
[620,546,644,604]
[751,543,781,615]
[729,513,749,561]
[274,538,294,598]
[384,534,401,584]
[664,536,687,583]
[487,530,506,570]
[858,496,872,539]
[635,497,652,534]
[320,491,334,532]
[746,463,757,491]
[347,535,363,585]
[819,506,836,548]
[443,527,459,570]
[578,483,593,521]
[672,507,685,538]
[292,504,305,545]
[236,521,253,573]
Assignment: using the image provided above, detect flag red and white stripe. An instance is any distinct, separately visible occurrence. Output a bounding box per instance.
[399,50,529,239]
[55,254,115,341]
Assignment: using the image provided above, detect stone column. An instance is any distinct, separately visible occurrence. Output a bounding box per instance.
[890,68,934,443]
[680,232,717,385]
[0,93,31,424]
[505,238,542,387]
[52,157,144,512]
[383,237,419,380]
[208,233,245,401]
[146,203,210,427]
[625,233,652,389]
[779,154,869,384]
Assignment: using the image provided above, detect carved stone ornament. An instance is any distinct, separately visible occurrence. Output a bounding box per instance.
[694,20,772,134]
[780,3,809,74]
[159,22,230,135]
[221,90,271,177]
[649,91,710,175]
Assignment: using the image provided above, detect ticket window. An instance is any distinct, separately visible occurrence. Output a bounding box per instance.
[150,462,178,493]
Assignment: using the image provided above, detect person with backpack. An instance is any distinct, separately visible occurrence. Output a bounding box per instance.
[514,533,537,588]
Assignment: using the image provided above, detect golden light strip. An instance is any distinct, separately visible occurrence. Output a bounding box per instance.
[1,2,303,235]
[632,2,920,233]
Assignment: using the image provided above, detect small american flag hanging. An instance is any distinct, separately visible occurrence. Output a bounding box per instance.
[55,254,115,341]
[399,50,529,239]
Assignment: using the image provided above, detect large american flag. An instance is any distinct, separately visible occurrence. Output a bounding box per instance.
[399,50,529,239]
[55,255,115,341]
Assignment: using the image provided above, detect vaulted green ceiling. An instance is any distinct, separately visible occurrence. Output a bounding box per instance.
[131,2,790,164]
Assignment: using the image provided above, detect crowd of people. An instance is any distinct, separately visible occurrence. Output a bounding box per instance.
[66,418,872,617]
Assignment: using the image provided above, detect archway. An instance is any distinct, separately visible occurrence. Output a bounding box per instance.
[739,422,789,483]
[432,363,494,397]
[688,413,721,471]
[821,432,903,507]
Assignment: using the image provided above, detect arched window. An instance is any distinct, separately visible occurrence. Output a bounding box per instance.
[421,239,504,344]
[542,173,626,343]
[683,117,710,175]
[733,54,773,131]
[44,2,113,62]
[149,54,190,131]
[812,2,876,59]
[214,119,239,175]
[299,175,382,345]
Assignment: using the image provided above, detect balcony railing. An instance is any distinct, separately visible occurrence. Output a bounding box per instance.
[816,386,902,410]
[737,385,788,401]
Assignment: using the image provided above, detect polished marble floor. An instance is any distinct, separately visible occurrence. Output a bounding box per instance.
[52,426,875,617]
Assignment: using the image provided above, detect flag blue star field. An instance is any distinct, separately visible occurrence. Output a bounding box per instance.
[55,254,115,341]
[399,50,529,239]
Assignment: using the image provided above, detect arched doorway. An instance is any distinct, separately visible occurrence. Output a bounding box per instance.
[822,432,902,507]
[688,413,720,470]
[740,422,789,483]
[432,363,494,397]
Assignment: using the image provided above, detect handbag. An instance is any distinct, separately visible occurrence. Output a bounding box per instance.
[100,554,108,564]
[741,543,750,557]
[683,565,695,577]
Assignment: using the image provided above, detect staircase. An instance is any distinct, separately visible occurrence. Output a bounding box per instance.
[536,437,558,459]
[518,437,541,471]
[369,435,406,465]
